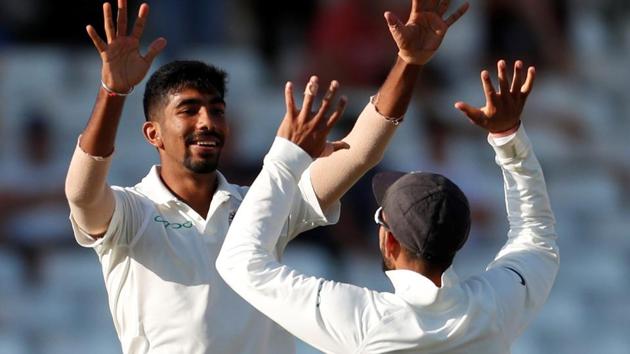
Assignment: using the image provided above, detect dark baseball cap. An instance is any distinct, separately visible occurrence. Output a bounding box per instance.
[372,171,471,264]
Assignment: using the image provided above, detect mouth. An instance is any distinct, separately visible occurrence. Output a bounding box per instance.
[186,133,224,155]
[193,140,220,148]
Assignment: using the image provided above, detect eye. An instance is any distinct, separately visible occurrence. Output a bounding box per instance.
[211,108,225,118]
[179,106,200,116]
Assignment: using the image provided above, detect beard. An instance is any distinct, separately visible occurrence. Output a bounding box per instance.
[183,130,224,173]
[381,256,395,273]
[183,151,220,174]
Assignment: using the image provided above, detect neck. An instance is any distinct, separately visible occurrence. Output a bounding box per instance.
[158,164,218,218]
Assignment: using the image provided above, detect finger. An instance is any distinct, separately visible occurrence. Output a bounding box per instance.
[384,11,404,31]
[325,96,348,130]
[116,0,128,37]
[284,81,296,117]
[329,140,350,152]
[411,0,420,14]
[86,25,107,53]
[320,140,350,158]
[317,80,339,117]
[103,2,116,43]
[454,102,485,125]
[445,2,469,27]
[302,76,319,120]
[480,70,496,104]
[497,60,509,95]
[510,60,524,94]
[438,0,451,17]
[384,11,405,44]
[143,37,167,63]
[131,3,150,40]
[520,67,536,96]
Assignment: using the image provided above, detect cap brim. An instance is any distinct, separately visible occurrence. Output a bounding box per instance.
[372,171,407,205]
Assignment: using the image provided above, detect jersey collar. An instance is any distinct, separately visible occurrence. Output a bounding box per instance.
[136,165,242,205]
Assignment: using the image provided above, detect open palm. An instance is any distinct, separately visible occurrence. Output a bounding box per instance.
[86,0,166,93]
[386,0,469,65]
[455,60,536,134]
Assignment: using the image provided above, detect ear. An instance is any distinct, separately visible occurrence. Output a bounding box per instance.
[384,232,402,259]
[143,121,163,149]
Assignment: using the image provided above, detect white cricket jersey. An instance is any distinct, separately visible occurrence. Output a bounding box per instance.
[217,129,559,354]
[71,162,339,354]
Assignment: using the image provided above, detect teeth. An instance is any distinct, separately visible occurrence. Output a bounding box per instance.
[196,141,217,147]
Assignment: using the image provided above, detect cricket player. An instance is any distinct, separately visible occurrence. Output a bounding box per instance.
[217,59,559,353]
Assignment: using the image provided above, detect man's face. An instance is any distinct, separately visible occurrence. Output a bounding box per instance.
[156,87,228,174]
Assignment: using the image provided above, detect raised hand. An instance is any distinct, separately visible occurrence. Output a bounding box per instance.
[86,0,166,93]
[276,76,349,158]
[455,60,536,134]
[385,0,469,65]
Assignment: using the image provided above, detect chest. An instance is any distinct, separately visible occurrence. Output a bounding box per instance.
[129,199,240,284]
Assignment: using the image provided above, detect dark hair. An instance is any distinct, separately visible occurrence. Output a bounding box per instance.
[143,60,228,121]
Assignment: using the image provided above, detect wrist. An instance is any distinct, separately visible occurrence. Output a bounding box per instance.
[370,95,404,126]
[101,80,134,97]
[397,50,430,66]
[490,121,521,138]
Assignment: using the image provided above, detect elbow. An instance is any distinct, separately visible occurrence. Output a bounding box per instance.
[64,177,106,209]
[65,180,84,206]
[64,181,89,207]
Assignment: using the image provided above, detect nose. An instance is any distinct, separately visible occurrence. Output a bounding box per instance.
[196,106,213,130]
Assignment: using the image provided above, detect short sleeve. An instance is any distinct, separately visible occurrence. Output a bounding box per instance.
[288,166,341,237]
[70,186,146,254]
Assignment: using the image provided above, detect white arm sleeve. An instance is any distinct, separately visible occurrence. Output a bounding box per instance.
[217,138,383,353]
[485,127,559,338]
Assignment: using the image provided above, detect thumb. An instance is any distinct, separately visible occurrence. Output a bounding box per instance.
[454,102,484,125]
[319,140,350,158]
[384,11,404,34]
[144,37,167,63]
[330,140,350,152]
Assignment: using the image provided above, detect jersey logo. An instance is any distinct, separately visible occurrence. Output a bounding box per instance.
[505,267,526,286]
[153,215,193,229]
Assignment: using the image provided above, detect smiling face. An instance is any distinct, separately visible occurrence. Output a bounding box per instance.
[144,86,228,175]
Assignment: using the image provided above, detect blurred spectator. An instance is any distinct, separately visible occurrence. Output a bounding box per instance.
[303,0,400,87]
[0,112,71,284]
[0,0,141,45]
[483,0,571,71]
[246,0,319,80]
[148,0,228,58]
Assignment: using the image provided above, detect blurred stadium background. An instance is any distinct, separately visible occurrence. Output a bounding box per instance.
[1,0,629,353]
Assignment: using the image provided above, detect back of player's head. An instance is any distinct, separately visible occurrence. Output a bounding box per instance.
[372,171,471,269]
[143,60,228,121]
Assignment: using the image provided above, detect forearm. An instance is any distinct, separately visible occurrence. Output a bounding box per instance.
[310,58,420,209]
[373,57,421,118]
[489,127,559,306]
[80,87,126,156]
[65,87,123,235]
[493,127,556,242]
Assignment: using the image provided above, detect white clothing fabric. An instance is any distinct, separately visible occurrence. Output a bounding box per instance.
[70,139,340,354]
[217,127,559,354]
